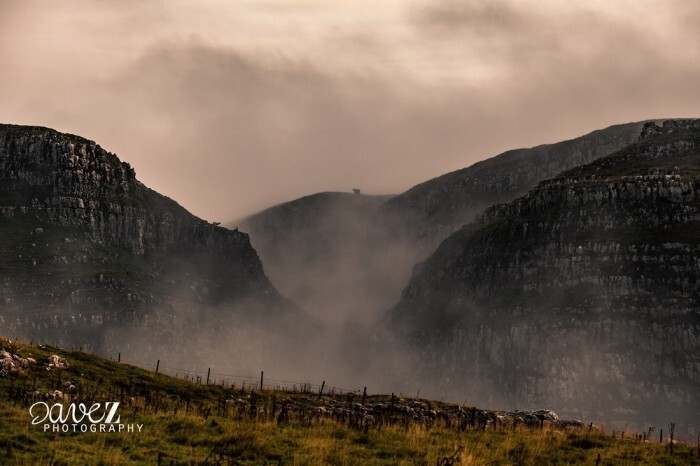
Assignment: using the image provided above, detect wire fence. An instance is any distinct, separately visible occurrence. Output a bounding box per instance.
[1,336,370,396]
[116,356,367,396]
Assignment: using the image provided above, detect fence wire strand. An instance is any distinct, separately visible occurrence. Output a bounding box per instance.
[117,357,364,395]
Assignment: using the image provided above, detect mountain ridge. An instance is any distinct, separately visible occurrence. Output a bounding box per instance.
[229,191,395,228]
[381,120,655,243]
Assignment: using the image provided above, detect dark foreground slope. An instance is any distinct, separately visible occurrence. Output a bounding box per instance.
[0,124,304,370]
[388,120,700,432]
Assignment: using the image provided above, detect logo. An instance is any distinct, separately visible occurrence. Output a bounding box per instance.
[29,401,144,433]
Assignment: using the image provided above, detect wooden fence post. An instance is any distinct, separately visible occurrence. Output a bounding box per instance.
[206,368,210,385]
[260,371,264,391]
[156,360,160,373]
[318,381,325,400]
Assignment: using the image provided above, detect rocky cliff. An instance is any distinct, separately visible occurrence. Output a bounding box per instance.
[0,124,299,358]
[388,120,700,433]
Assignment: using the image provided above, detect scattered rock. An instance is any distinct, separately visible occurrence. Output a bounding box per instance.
[224,393,588,433]
[45,354,68,369]
[0,348,35,376]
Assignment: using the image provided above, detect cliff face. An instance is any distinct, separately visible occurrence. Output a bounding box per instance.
[389,120,700,431]
[0,125,296,354]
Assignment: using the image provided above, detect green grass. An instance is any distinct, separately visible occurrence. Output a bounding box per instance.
[0,338,698,465]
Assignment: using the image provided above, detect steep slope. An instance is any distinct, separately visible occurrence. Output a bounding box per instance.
[388,119,700,431]
[232,192,406,321]
[0,124,301,365]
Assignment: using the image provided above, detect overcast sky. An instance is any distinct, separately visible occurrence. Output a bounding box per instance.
[1,0,699,221]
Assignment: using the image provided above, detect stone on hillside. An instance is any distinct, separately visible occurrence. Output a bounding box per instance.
[45,354,68,369]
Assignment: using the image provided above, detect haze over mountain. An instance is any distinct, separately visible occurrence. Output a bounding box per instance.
[236,121,649,322]
[388,119,700,431]
[232,192,406,322]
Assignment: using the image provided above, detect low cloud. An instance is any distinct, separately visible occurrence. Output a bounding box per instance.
[0,1,698,221]
[414,0,528,36]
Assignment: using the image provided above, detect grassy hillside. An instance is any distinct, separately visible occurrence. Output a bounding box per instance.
[0,338,697,465]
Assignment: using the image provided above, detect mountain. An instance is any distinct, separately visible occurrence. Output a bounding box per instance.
[235,122,650,322]
[0,124,303,370]
[388,119,700,431]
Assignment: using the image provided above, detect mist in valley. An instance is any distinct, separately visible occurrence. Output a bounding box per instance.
[234,192,428,324]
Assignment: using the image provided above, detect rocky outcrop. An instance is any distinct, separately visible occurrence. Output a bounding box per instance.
[638,119,700,141]
[0,124,297,352]
[388,120,700,433]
